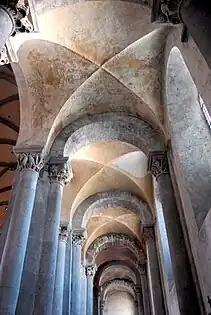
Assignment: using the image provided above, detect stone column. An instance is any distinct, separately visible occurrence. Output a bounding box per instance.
[135,287,144,315]
[71,229,86,315]
[0,5,14,50]
[0,149,44,314]
[81,266,87,315]
[52,227,69,315]
[137,264,151,315]
[143,226,165,315]
[63,230,72,315]
[16,170,49,315]
[148,151,200,314]
[34,158,71,315]
[86,265,97,315]
[97,291,101,315]
[100,300,105,315]
[134,300,140,315]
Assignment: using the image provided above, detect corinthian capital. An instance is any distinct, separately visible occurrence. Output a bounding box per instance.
[49,157,71,185]
[1,0,34,35]
[72,229,86,246]
[151,0,183,24]
[15,148,44,173]
[85,265,97,277]
[148,151,169,179]
[143,226,155,243]
[59,226,69,242]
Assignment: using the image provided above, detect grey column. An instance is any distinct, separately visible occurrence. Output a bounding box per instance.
[34,158,71,315]
[135,287,144,315]
[63,230,72,315]
[0,149,44,315]
[143,226,165,315]
[16,170,49,315]
[52,227,68,315]
[0,6,14,50]
[81,266,87,315]
[100,300,105,315]
[86,265,97,315]
[137,264,151,315]
[71,229,86,315]
[97,291,101,315]
[148,151,200,314]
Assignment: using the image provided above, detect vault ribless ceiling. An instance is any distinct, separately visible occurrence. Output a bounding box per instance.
[3,0,169,282]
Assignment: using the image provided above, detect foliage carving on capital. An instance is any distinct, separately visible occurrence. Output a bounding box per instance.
[143,226,155,243]
[49,162,71,185]
[148,151,169,179]
[85,265,97,277]
[0,0,34,35]
[151,0,183,24]
[72,233,86,246]
[59,226,69,242]
[17,151,44,173]
[136,263,146,275]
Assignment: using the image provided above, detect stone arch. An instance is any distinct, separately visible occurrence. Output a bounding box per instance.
[99,264,137,287]
[71,189,153,230]
[49,113,165,158]
[85,233,145,264]
[101,279,136,301]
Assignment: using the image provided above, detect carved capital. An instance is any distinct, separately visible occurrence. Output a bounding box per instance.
[143,226,155,243]
[0,46,10,66]
[59,226,69,242]
[72,231,86,246]
[49,159,71,185]
[136,263,146,275]
[151,0,183,24]
[0,0,34,36]
[85,264,97,277]
[16,150,44,173]
[148,151,169,179]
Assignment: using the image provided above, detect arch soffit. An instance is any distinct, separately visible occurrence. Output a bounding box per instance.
[94,260,141,287]
[101,279,136,301]
[99,264,136,286]
[72,189,153,229]
[49,113,165,158]
[85,233,145,264]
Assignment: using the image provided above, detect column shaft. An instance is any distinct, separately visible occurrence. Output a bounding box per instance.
[144,227,165,315]
[0,152,42,315]
[149,152,200,314]
[81,267,87,315]
[34,159,70,315]
[71,231,85,315]
[86,265,96,315]
[34,181,63,314]
[63,232,72,315]
[52,228,68,315]
[16,171,49,315]
[0,6,14,50]
[138,265,151,315]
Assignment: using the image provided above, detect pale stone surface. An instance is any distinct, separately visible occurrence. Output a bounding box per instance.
[103,27,170,122]
[104,291,135,315]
